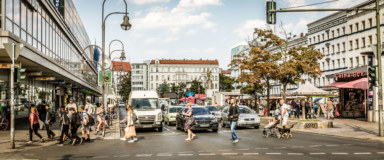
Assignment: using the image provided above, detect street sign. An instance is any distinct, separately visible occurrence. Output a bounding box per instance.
[27,71,43,76]
[35,77,55,81]
[186,92,195,97]
[0,63,20,68]
[98,70,112,86]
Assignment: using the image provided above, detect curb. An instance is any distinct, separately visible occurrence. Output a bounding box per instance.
[292,129,384,144]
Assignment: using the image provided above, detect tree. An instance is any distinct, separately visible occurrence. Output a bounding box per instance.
[188,80,205,94]
[230,28,281,115]
[172,82,187,99]
[158,80,170,97]
[219,73,235,92]
[118,72,131,101]
[171,83,177,93]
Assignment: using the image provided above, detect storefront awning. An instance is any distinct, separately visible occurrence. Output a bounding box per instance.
[336,78,368,90]
[323,81,348,88]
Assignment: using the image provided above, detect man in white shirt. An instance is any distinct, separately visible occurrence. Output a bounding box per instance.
[279,99,289,129]
[66,99,77,113]
[84,99,94,115]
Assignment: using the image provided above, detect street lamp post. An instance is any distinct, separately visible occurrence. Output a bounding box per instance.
[101,0,131,111]
[3,42,23,149]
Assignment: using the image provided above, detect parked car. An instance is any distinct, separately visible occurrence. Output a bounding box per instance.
[221,105,260,129]
[163,106,183,125]
[176,106,218,132]
[205,106,222,121]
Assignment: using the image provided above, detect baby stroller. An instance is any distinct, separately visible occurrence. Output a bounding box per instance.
[262,116,280,138]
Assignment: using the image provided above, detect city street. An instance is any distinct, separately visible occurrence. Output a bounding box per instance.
[1,124,384,160]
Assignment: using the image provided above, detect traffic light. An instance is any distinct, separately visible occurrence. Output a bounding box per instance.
[14,67,20,83]
[368,66,377,86]
[266,1,276,24]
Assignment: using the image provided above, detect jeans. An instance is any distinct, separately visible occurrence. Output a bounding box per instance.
[45,123,55,138]
[29,123,42,141]
[230,121,238,141]
[60,124,70,144]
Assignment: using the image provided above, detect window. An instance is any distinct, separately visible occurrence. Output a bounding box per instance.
[369,18,373,28]
[349,41,353,50]
[342,27,345,35]
[332,60,335,69]
[362,37,366,48]
[162,75,164,81]
[156,68,158,72]
[337,59,340,68]
[355,23,359,31]
[355,39,359,49]
[342,42,346,52]
[337,43,340,53]
[356,57,359,67]
[332,45,335,54]
[309,38,312,44]
[327,61,330,70]
[350,58,353,68]
[156,75,158,81]
[322,34,324,41]
[343,58,346,67]
[313,36,316,43]
[362,21,366,29]
[151,84,153,89]
[167,75,170,81]
[337,29,340,37]
[369,35,373,45]
[331,30,334,38]
[349,25,353,33]
[323,77,325,86]
[317,35,320,42]
[363,56,366,65]
[322,48,325,55]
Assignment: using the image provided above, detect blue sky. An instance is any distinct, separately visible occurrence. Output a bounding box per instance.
[73,0,363,69]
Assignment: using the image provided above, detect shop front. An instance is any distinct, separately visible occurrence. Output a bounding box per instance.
[325,66,368,119]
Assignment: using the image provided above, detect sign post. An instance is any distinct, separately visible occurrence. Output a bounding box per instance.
[3,42,23,149]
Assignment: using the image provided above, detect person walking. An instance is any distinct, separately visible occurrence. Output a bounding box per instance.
[58,106,70,146]
[28,106,44,144]
[182,103,196,141]
[45,104,56,140]
[120,104,137,143]
[280,99,289,129]
[66,99,77,113]
[326,98,334,120]
[38,101,47,130]
[95,103,105,135]
[313,103,319,119]
[69,108,82,145]
[295,100,301,119]
[228,98,240,144]
[81,106,91,142]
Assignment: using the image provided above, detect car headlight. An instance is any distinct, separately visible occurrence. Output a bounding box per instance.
[158,113,162,120]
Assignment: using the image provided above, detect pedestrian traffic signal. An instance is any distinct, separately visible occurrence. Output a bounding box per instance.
[14,67,20,83]
[266,1,276,24]
[368,66,376,86]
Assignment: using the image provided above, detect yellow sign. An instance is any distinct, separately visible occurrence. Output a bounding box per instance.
[0,63,20,68]
[35,77,55,81]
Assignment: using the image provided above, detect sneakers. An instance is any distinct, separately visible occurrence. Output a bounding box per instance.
[27,141,33,144]
[86,138,91,142]
[128,139,135,143]
[79,138,83,145]
[57,143,63,147]
[232,139,239,144]
[72,139,77,146]
[133,138,138,142]
[120,138,127,141]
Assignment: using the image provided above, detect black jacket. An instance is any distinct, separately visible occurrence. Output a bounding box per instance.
[228,105,240,122]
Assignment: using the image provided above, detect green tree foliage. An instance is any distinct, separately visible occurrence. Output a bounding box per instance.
[219,73,235,92]
[158,80,170,97]
[188,80,205,94]
[118,73,131,101]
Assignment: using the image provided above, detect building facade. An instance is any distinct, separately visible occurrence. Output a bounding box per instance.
[131,62,149,91]
[230,45,249,79]
[0,0,99,108]
[112,61,131,100]
[148,59,220,93]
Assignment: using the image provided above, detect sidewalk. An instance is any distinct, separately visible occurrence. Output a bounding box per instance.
[292,118,384,143]
[0,117,120,154]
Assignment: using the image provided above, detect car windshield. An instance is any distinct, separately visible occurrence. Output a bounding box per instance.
[182,107,210,115]
[132,98,159,109]
[206,106,219,111]
[159,99,169,107]
[239,107,252,114]
[169,107,182,113]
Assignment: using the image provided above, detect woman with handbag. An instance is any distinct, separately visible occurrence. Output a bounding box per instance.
[182,103,196,141]
[121,104,137,143]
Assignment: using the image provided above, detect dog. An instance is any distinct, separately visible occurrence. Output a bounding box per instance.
[277,123,297,139]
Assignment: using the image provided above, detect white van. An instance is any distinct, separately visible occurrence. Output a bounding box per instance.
[129,91,163,131]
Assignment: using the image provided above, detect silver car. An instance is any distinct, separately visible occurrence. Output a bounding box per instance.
[221,105,260,129]
[205,106,222,121]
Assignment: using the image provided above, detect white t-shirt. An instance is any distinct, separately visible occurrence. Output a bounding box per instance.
[66,103,77,112]
[281,104,289,118]
[85,104,93,115]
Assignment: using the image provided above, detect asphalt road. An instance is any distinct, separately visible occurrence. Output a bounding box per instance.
[1,120,384,160]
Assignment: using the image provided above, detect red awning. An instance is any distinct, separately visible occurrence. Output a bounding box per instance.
[336,78,368,90]
[323,81,348,88]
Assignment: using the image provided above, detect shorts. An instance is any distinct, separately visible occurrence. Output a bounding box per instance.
[282,116,288,126]
[81,125,90,132]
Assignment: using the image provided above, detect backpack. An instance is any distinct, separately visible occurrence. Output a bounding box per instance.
[88,115,95,126]
[132,113,138,122]
[305,101,310,108]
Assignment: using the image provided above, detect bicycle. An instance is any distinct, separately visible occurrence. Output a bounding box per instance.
[0,114,9,131]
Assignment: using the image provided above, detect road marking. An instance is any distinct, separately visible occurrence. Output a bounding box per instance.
[116,155,130,157]
[236,148,250,151]
[221,153,238,156]
[178,154,193,156]
[288,153,304,155]
[309,145,322,148]
[199,153,216,156]
[157,153,172,157]
[326,144,340,147]
[354,152,372,155]
[332,153,348,155]
[92,156,109,159]
[266,153,282,155]
[199,150,213,152]
[310,153,326,155]
[274,147,287,149]
[378,152,384,154]
[218,149,231,152]
[179,151,193,153]
[136,154,152,157]
[255,148,269,150]
[291,146,304,148]
[244,153,259,156]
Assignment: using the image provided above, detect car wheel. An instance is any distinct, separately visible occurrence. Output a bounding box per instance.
[255,125,260,129]
[158,126,163,132]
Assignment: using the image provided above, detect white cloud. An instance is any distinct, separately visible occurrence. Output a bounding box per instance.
[234,19,269,38]
[145,36,179,44]
[186,29,197,35]
[175,0,222,12]
[130,0,170,5]
[134,11,142,16]
[146,50,169,56]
